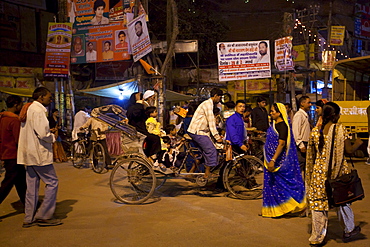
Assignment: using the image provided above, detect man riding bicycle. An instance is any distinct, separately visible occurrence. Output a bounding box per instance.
[80,117,112,168]
[187,88,223,179]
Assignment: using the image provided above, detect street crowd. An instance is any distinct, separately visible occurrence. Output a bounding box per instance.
[0,87,365,246]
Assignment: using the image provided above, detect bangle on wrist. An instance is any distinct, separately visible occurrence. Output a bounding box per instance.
[271,158,276,162]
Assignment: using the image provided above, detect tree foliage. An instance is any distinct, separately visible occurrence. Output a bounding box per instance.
[148,0,229,66]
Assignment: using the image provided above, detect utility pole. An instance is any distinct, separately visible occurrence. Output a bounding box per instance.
[295,5,320,96]
[323,1,332,100]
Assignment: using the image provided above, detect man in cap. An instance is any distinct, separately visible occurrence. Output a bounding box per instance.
[143,90,155,108]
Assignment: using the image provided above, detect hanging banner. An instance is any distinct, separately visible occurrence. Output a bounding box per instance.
[292,43,315,62]
[44,23,73,78]
[68,0,110,27]
[274,36,294,71]
[109,0,137,26]
[234,79,277,93]
[322,50,336,71]
[71,22,131,64]
[217,40,271,82]
[0,66,42,77]
[330,26,345,46]
[355,3,370,39]
[127,14,152,62]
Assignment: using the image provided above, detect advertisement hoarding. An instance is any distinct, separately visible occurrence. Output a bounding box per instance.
[71,22,131,64]
[217,40,271,82]
[127,14,152,62]
[44,23,73,78]
[274,36,294,71]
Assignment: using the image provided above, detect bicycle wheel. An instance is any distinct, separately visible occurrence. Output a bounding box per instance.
[110,157,156,204]
[71,141,86,168]
[92,143,106,174]
[223,155,263,200]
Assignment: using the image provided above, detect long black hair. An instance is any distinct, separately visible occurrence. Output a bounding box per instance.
[318,102,340,152]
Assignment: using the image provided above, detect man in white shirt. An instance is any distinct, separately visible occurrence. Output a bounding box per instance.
[80,117,112,168]
[18,87,62,227]
[86,42,97,62]
[292,96,312,172]
[72,107,91,141]
[187,88,223,179]
[255,41,270,64]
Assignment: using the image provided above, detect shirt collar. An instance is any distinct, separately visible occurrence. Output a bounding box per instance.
[33,101,47,112]
[298,108,308,117]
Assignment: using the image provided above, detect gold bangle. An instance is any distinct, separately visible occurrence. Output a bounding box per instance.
[271,158,276,162]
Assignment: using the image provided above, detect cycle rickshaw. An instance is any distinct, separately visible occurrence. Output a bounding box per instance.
[85,105,264,204]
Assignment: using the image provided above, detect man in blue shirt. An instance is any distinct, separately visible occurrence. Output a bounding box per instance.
[226,100,248,153]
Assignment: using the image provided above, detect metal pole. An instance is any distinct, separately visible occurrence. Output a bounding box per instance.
[289,72,297,111]
[158,76,166,126]
[197,45,200,97]
[66,76,74,132]
[344,78,347,101]
[244,80,247,102]
[60,78,65,127]
[54,78,59,111]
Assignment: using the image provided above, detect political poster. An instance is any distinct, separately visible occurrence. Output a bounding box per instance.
[274,36,294,71]
[127,14,152,62]
[322,50,336,71]
[44,23,73,78]
[71,22,131,64]
[217,40,271,82]
[330,26,345,46]
[68,0,110,27]
[355,3,370,39]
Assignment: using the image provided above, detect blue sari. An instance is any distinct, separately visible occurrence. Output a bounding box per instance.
[262,103,306,217]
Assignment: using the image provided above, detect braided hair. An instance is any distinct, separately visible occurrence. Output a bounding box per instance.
[318,102,340,152]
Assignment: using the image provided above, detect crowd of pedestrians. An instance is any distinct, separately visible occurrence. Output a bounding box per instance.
[0,86,365,246]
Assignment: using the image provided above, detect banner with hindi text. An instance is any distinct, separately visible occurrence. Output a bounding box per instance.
[217,40,271,82]
[44,23,73,78]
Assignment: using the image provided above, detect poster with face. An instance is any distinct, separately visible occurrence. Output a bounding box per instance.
[127,14,152,62]
[71,0,110,27]
[71,22,130,64]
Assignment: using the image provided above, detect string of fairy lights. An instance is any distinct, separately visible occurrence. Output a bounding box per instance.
[293,18,350,62]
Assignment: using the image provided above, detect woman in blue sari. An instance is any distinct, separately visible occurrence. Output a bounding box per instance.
[262,103,306,217]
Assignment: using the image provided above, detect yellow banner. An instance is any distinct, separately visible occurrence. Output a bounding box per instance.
[330,26,345,46]
[232,79,277,93]
[0,76,15,88]
[292,44,315,62]
[0,66,42,77]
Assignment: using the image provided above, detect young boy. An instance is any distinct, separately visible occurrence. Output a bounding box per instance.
[156,136,179,171]
[145,106,167,158]
[145,106,162,137]
[164,124,181,147]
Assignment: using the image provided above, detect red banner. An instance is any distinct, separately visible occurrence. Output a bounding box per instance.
[44,23,73,78]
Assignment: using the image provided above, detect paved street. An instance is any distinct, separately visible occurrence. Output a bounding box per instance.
[0,159,369,247]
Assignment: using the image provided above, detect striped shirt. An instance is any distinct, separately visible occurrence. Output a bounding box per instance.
[187,98,220,140]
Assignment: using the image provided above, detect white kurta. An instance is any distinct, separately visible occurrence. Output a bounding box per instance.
[72,110,90,141]
[17,101,55,166]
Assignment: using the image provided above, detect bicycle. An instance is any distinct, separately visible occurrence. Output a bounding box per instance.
[70,129,107,174]
[109,135,264,204]
[245,128,266,161]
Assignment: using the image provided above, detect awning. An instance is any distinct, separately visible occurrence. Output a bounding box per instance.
[78,79,138,100]
[0,87,34,97]
[78,79,196,102]
[165,90,196,102]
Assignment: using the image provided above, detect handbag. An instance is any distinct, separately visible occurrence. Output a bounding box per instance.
[325,125,365,207]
